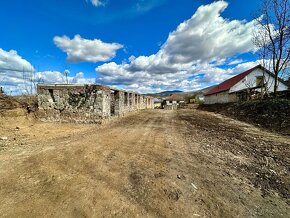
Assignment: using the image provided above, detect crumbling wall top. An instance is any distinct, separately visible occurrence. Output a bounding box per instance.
[37,84,154,99]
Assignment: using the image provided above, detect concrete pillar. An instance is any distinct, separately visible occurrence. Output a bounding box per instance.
[118,91,125,115]
[137,95,140,109]
[140,96,144,109]
[134,94,138,110]
[143,96,146,109]
[129,93,133,111]
[102,89,111,119]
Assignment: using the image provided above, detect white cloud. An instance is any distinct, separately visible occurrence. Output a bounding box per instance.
[193,61,260,85]
[161,1,256,64]
[1,1,262,95]
[0,48,35,95]
[36,71,95,85]
[54,35,123,63]
[95,1,259,92]
[0,48,95,95]
[0,48,34,73]
[228,59,245,65]
[88,0,104,7]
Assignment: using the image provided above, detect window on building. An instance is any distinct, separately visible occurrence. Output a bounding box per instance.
[256,76,264,87]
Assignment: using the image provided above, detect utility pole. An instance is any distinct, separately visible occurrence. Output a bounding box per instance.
[64,69,70,84]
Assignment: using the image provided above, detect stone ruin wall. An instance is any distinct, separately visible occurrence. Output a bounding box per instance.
[37,84,154,123]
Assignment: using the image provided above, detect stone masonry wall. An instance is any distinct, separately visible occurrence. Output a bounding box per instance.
[37,84,154,123]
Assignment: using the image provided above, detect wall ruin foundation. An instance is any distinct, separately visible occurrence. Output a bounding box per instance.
[37,84,154,123]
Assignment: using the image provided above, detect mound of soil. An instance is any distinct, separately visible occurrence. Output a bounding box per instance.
[199,99,290,135]
[0,94,38,114]
[0,95,21,111]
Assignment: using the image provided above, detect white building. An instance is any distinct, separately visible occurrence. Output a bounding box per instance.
[204,65,289,104]
[163,94,185,109]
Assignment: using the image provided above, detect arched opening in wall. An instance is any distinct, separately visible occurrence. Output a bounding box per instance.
[114,90,119,115]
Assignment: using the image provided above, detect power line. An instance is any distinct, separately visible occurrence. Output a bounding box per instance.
[0,67,34,73]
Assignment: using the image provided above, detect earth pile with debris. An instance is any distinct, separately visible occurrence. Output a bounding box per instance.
[199,99,290,135]
[0,94,21,111]
[0,94,38,114]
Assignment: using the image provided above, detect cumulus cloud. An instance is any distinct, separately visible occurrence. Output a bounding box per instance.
[54,35,123,63]
[0,48,34,73]
[161,1,256,64]
[228,59,245,65]
[36,71,95,85]
[0,48,35,95]
[0,48,95,95]
[88,0,105,7]
[1,1,262,95]
[95,1,259,92]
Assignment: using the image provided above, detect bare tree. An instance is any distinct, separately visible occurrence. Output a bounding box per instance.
[253,0,290,95]
[242,77,257,100]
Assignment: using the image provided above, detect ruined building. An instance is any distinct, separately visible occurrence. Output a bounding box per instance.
[37,84,154,123]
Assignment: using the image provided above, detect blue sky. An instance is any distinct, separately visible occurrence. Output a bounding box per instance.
[0,0,263,94]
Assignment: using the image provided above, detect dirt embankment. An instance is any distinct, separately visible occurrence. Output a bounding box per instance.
[199,99,290,135]
[0,94,37,113]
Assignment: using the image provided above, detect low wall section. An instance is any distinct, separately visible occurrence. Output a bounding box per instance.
[37,84,154,123]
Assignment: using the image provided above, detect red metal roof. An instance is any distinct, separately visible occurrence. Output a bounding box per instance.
[204,65,261,96]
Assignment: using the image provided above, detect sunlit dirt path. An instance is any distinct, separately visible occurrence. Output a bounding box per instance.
[0,109,289,217]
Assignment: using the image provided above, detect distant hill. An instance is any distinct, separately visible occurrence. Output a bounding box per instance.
[147,90,183,97]
[147,86,216,99]
[183,85,216,95]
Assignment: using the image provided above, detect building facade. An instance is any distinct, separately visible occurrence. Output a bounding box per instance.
[204,65,289,104]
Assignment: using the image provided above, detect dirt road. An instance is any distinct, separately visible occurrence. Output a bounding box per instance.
[0,109,289,217]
